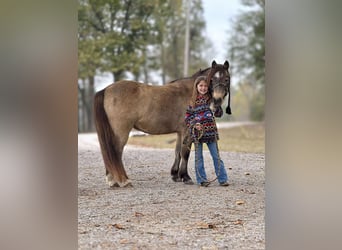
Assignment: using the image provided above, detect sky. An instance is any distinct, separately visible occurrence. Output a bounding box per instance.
[95,0,243,90]
[202,0,242,63]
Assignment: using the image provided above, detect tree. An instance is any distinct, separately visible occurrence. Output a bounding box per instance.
[145,0,182,84]
[78,0,158,132]
[187,0,209,74]
[227,0,265,120]
[139,0,209,84]
[78,0,103,131]
[153,0,208,82]
[80,0,156,81]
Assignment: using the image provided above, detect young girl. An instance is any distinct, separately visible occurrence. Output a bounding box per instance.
[185,76,229,187]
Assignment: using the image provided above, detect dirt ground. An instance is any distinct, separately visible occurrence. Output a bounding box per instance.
[78,133,265,249]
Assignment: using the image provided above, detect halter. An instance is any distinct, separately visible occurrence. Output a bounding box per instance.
[206,60,232,115]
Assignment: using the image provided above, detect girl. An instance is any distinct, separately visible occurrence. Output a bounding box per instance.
[185,76,229,187]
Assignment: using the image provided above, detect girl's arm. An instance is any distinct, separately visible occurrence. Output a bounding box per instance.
[185,106,196,128]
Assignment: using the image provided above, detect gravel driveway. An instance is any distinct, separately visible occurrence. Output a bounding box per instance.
[78,133,265,249]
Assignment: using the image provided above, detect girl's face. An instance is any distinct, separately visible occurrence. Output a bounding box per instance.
[197,80,208,95]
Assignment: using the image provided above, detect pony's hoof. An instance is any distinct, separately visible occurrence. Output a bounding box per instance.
[107,176,132,188]
[171,176,182,182]
[109,183,120,188]
[120,179,133,187]
[183,179,194,185]
[122,182,133,188]
[107,178,120,188]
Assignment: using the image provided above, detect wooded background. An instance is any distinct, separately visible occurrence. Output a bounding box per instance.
[78,0,264,132]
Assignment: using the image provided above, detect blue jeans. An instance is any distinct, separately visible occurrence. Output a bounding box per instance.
[194,141,228,184]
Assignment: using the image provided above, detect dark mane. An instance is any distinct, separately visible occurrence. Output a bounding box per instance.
[168,67,211,84]
[168,76,193,83]
[191,67,211,78]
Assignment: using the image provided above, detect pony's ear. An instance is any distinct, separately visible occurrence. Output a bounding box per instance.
[224,60,229,69]
[211,60,217,67]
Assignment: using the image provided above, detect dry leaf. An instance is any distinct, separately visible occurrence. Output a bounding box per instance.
[197,222,216,229]
[112,223,124,230]
[244,172,250,175]
[120,239,129,244]
[233,219,243,225]
[236,200,245,205]
[135,212,144,217]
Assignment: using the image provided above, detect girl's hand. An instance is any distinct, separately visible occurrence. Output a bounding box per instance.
[195,123,203,130]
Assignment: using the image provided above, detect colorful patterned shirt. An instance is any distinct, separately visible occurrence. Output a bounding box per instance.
[184,94,221,143]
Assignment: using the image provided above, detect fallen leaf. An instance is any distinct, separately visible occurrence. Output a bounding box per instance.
[111,223,124,230]
[120,239,129,244]
[135,212,144,217]
[197,222,216,229]
[240,188,256,194]
[236,200,245,205]
[233,219,243,225]
[244,172,250,175]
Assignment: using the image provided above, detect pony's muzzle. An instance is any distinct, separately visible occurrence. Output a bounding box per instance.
[210,98,223,112]
[212,86,226,104]
[213,97,223,106]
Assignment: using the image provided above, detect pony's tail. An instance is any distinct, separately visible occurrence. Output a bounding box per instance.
[94,89,129,186]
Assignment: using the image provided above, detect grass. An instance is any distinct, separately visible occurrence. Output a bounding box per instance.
[127,123,265,154]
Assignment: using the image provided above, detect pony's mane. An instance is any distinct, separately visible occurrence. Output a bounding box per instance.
[191,67,211,78]
[168,67,211,84]
[168,76,192,83]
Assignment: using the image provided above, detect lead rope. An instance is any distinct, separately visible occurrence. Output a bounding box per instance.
[193,125,222,185]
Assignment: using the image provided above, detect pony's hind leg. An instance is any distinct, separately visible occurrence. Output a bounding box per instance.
[105,127,132,188]
[105,169,119,187]
[103,136,132,188]
[106,169,133,188]
[95,87,133,188]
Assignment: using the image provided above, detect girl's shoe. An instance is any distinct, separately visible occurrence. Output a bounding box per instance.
[219,181,229,186]
[200,181,210,187]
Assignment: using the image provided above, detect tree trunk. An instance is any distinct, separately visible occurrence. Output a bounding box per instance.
[78,82,87,132]
[171,30,180,78]
[143,48,149,84]
[87,76,95,131]
[112,70,124,82]
[160,44,166,85]
[78,86,83,132]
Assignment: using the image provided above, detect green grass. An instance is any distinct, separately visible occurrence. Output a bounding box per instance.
[127,123,265,154]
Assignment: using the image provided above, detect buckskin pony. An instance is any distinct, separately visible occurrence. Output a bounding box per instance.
[94,60,231,187]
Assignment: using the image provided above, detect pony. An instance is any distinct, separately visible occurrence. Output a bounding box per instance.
[94,60,231,187]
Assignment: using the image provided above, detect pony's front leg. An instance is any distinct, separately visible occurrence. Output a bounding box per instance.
[179,135,194,185]
[171,132,182,182]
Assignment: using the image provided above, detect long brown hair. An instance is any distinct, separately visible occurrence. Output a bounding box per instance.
[189,76,212,107]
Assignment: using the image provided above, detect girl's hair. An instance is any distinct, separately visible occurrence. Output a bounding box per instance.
[189,76,211,107]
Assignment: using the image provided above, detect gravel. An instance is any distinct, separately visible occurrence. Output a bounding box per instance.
[78,133,265,249]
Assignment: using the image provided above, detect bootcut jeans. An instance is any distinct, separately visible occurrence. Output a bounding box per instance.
[194,141,228,184]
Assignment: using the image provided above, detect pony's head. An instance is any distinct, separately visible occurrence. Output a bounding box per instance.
[206,60,231,115]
